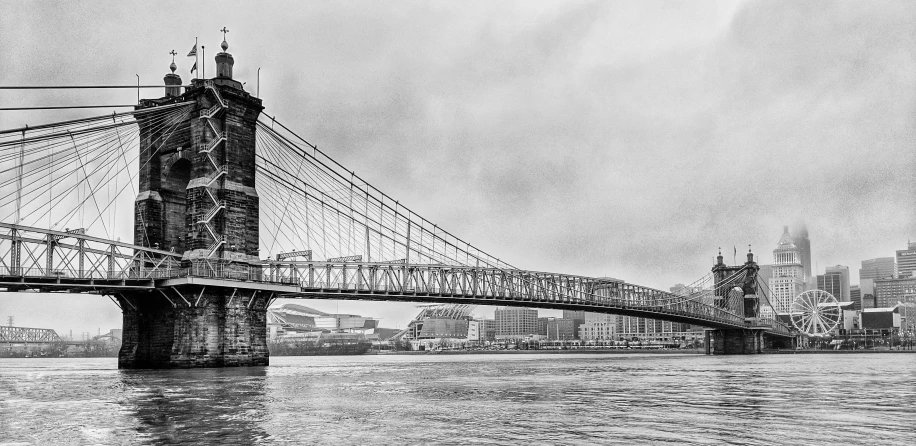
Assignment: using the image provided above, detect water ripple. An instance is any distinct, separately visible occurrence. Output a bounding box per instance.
[1,353,914,444]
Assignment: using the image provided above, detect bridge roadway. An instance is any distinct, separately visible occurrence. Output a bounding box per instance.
[0,223,793,336]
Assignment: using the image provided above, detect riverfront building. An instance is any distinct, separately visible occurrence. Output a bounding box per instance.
[267,304,378,340]
[578,312,617,341]
[494,307,539,339]
[477,319,497,341]
[544,317,582,341]
[402,304,475,340]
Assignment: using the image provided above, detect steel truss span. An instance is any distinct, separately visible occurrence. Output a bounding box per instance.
[0,222,792,334]
[266,262,749,328]
[0,326,61,344]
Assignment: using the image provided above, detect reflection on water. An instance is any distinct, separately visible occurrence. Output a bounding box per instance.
[1,354,914,445]
[119,368,270,444]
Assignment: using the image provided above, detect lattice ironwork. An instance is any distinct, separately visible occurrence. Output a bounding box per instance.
[0,326,61,344]
[0,223,182,284]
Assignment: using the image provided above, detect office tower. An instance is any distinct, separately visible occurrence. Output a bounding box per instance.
[850,285,861,311]
[860,257,897,281]
[794,225,813,282]
[896,241,916,278]
[562,310,586,320]
[768,226,807,313]
[874,277,916,309]
[860,279,877,309]
[494,307,538,339]
[816,265,850,301]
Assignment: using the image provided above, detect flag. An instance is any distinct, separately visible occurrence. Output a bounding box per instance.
[187,44,197,57]
[190,62,197,73]
[734,246,737,257]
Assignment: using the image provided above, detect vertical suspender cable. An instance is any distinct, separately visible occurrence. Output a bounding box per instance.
[17,130,23,225]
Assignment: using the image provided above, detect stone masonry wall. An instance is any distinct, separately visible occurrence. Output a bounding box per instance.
[118,288,269,368]
[710,329,763,355]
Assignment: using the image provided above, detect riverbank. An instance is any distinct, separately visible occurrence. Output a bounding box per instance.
[374,348,705,355]
[771,349,916,354]
[375,348,916,356]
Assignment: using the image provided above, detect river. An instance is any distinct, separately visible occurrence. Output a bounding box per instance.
[0,353,913,445]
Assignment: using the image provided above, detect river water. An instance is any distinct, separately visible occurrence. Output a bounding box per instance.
[1,353,913,445]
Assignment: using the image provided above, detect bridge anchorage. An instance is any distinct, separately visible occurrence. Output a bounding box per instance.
[0,40,794,368]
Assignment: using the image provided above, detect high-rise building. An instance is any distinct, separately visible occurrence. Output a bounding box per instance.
[617,316,685,337]
[757,264,774,295]
[860,279,877,309]
[584,313,616,324]
[874,276,916,309]
[817,273,842,300]
[562,310,586,320]
[794,225,813,283]
[769,226,807,313]
[494,307,538,339]
[817,265,850,301]
[537,317,549,336]
[850,285,861,311]
[860,257,897,281]
[896,241,916,278]
[545,318,582,340]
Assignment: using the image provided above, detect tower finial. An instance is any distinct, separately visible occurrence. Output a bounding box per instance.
[220,27,229,51]
[169,50,177,73]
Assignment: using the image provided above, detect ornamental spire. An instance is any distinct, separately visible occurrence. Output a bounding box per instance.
[220,27,229,51]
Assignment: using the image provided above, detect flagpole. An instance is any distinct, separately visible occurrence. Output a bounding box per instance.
[195,37,198,80]
[202,45,205,79]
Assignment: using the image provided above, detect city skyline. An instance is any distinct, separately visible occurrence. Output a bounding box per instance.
[1,1,914,334]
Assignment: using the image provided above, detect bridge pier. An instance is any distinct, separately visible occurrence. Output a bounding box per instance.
[704,328,764,355]
[117,288,269,369]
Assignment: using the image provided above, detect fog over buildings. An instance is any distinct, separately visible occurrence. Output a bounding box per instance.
[1,1,914,333]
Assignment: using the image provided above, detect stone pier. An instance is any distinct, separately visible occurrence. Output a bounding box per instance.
[118,288,269,368]
[704,328,764,355]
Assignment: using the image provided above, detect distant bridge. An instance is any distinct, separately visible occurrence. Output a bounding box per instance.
[0,325,60,344]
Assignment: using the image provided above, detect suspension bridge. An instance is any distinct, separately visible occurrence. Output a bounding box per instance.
[0,40,793,367]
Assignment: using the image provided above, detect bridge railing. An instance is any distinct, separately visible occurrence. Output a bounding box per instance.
[0,223,184,282]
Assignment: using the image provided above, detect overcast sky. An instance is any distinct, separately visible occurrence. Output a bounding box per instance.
[1,0,914,334]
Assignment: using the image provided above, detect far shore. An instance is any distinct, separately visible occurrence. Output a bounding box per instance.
[372,348,916,356]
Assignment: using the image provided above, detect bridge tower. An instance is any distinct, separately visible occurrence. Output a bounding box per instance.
[705,249,766,354]
[118,39,270,368]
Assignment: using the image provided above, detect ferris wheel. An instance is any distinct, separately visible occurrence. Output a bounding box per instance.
[790,290,841,336]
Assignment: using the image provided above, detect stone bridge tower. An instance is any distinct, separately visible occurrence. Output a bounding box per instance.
[119,38,272,368]
[705,249,766,354]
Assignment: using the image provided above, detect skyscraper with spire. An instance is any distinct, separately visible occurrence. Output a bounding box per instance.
[793,224,813,285]
[768,226,808,313]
